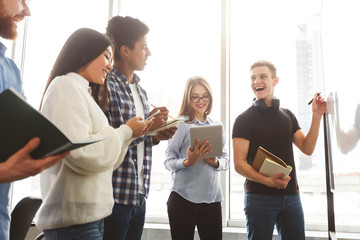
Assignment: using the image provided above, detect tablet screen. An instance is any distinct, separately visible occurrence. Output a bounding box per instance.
[189,125,222,158]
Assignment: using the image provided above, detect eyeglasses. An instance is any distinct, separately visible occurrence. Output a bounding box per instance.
[190,95,211,103]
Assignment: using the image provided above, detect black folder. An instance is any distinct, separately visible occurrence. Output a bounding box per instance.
[0,88,106,162]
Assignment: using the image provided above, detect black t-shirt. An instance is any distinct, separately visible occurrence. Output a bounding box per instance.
[232,104,301,195]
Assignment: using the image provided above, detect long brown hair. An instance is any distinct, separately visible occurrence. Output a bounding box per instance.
[178,76,213,123]
[40,28,113,111]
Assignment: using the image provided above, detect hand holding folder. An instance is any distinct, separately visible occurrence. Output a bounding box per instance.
[253,146,292,179]
[0,88,107,162]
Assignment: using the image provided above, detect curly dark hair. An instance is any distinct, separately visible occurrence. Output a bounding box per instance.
[106,16,149,62]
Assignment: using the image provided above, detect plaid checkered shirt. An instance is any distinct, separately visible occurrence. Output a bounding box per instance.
[104,68,154,206]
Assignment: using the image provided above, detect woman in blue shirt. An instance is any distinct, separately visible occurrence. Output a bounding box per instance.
[164,76,229,240]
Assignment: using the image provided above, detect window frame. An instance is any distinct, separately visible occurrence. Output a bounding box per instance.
[6,0,360,235]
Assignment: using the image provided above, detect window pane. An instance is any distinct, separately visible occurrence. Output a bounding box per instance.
[22,0,109,107]
[321,0,360,232]
[229,0,328,227]
[2,39,13,59]
[119,0,221,218]
[12,0,109,206]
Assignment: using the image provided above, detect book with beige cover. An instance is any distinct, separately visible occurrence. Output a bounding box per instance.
[253,146,292,179]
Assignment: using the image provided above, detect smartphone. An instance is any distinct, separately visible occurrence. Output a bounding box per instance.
[145,109,160,120]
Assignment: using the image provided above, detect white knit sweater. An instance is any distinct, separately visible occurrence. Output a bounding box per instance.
[35,73,132,230]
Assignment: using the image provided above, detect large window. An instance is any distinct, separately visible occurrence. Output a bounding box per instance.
[228,0,327,228]
[321,0,360,232]
[12,0,222,221]
[118,0,222,218]
[8,0,360,235]
[229,0,360,233]
[22,0,110,106]
[11,0,110,206]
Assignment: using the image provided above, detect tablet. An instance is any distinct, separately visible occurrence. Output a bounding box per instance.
[189,125,222,158]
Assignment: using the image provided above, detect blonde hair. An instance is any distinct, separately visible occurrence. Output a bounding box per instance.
[178,76,213,123]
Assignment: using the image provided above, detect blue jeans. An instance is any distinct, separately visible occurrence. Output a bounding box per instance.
[244,193,305,240]
[103,194,146,240]
[43,219,104,240]
[0,183,11,240]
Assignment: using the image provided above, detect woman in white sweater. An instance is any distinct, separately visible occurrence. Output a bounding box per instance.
[35,28,153,240]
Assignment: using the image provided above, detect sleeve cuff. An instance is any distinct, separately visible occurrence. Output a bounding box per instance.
[116,124,133,141]
[175,158,187,170]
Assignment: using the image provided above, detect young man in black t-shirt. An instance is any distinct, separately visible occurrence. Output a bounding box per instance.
[232,60,326,240]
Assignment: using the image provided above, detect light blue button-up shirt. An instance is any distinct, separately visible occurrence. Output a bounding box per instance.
[0,42,24,96]
[164,116,229,204]
[0,41,25,240]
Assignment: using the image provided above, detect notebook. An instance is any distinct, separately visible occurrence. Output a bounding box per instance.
[0,88,107,162]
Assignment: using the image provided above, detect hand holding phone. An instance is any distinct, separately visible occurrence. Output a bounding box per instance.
[145,109,160,120]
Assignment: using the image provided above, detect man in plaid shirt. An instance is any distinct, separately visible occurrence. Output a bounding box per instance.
[103,16,176,240]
